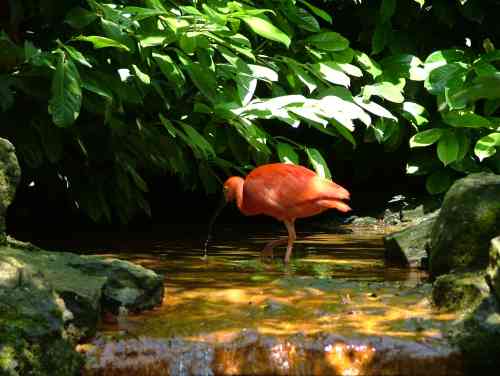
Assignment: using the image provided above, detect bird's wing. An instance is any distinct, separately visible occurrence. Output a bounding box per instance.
[241,164,317,216]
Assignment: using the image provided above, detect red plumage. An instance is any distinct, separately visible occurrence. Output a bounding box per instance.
[223,163,351,263]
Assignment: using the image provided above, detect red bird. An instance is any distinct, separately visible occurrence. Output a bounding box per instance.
[223,163,351,263]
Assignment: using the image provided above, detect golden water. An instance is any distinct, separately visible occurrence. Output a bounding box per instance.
[84,224,455,342]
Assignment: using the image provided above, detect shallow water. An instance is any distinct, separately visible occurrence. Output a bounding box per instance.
[80,224,455,342]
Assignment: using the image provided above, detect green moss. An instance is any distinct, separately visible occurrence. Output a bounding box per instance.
[0,337,83,376]
[432,272,490,312]
[452,298,500,374]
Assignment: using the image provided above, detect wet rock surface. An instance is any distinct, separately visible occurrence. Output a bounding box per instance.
[487,236,500,302]
[429,173,500,278]
[0,241,165,375]
[432,272,490,312]
[1,242,164,336]
[81,331,463,376]
[0,138,21,244]
[383,212,438,268]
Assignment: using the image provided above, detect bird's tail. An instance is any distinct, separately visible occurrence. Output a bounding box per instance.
[315,179,351,212]
[317,199,352,212]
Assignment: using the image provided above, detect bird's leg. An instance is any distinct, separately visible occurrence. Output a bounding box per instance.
[261,238,287,260]
[284,220,296,264]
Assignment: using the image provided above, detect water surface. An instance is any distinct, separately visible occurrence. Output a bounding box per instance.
[79,224,454,343]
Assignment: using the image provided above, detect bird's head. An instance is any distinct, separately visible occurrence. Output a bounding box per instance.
[223,176,244,203]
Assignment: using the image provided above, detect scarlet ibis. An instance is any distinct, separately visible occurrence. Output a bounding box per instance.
[222,163,351,263]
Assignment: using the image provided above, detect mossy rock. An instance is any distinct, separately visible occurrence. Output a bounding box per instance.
[452,297,500,374]
[487,236,500,302]
[384,212,438,268]
[429,173,500,278]
[0,262,82,375]
[432,271,490,312]
[0,138,21,244]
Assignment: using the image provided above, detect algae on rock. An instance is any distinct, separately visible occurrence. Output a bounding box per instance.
[429,173,500,278]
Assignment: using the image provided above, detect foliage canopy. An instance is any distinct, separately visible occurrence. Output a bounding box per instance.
[1,0,499,222]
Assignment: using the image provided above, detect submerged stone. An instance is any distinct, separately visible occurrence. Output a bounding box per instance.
[429,173,500,278]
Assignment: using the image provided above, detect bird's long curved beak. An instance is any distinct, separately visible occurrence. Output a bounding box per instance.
[202,193,227,259]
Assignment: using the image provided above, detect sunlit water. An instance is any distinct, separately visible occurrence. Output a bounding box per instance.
[69,224,455,342]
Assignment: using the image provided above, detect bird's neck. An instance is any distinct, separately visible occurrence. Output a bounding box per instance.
[233,177,245,212]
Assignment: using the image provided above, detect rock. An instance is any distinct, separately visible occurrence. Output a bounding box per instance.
[0,138,21,244]
[81,331,462,376]
[1,245,164,337]
[432,271,490,312]
[384,211,438,268]
[487,236,500,302]
[452,297,500,373]
[351,216,379,226]
[0,258,83,376]
[429,173,500,278]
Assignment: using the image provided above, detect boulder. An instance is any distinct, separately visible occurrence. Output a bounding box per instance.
[1,245,164,337]
[432,271,490,312]
[384,211,438,268]
[429,173,500,278]
[0,259,83,376]
[453,297,500,373]
[0,138,21,244]
[487,236,500,302]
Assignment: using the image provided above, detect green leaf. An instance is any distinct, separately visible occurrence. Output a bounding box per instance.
[60,44,92,68]
[132,64,151,85]
[379,54,426,81]
[285,4,320,32]
[354,51,383,79]
[185,62,218,102]
[380,0,397,22]
[180,122,216,159]
[285,59,317,93]
[311,62,350,87]
[353,97,397,120]
[122,6,168,21]
[437,131,459,166]
[75,36,130,51]
[363,81,404,103]
[424,62,468,95]
[237,74,257,106]
[424,49,465,72]
[298,0,332,23]
[231,119,271,154]
[159,114,177,138]
[306,32,349,52]
[48,52,82,127]
[426,169,454,194]
[373,118,398,143]
[372,21,391,55]
[442,110,492,128]
[238,16,291,47]
[276,142,299,164]
[409,128,444,148]
[402,102,429,128]
[337,63,362,77]
[306,147,332,179]
[0,76,14,112]
[474,133,500,161]
[81,75,113,99]
[65,7,98,29]
[451,73,500,104]
[153,53,186,88]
